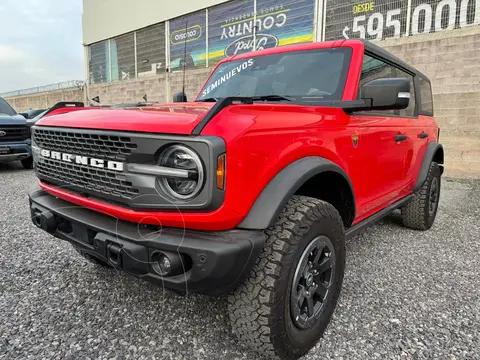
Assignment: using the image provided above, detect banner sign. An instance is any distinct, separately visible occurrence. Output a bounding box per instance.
[208,0,255,63]
[208,0,315,63]
[409,0,480,35]
[324,0,480,41]
[256,0,316,48]
[170,10,207,71]
[324,0,408,40]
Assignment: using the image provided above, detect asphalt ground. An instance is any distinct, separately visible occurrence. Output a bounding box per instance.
[1,162,479,359]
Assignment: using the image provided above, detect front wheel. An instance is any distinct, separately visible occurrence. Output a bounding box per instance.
[228,196,346,360]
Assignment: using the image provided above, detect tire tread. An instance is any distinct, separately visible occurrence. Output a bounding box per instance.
[401,162,441,230]
[228,196,344,360]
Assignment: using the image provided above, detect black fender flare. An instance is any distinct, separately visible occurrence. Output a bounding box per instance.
[414,142,444,191]
[237,156,355,230]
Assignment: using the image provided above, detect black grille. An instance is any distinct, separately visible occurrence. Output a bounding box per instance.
[32,128,137,161]
[36,158,140,199]
[0,125,29,142]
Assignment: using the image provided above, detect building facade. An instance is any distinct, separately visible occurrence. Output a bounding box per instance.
[82,0,479,86]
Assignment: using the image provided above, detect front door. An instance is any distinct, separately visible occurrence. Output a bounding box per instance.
[343,54,419,220]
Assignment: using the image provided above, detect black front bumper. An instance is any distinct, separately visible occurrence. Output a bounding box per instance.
[29,189,265,295]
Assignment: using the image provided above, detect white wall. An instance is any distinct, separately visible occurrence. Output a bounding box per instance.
[82,0,230,45]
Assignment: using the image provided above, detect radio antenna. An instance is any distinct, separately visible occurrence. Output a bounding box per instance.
[181,21,188,102]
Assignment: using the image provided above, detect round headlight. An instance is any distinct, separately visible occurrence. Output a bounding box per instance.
[158,145,204,200]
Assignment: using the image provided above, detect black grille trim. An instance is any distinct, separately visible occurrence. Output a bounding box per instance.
[36,158,139,200]
[0,125,30,142]
[32,128,137,161]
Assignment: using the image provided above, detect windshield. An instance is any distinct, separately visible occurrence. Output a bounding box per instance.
[0,97,17,115]
[197,48,351,102]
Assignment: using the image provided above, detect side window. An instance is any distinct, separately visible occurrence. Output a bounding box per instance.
[358,55,396,114]
[396,68,416,117]
[358,54,416,117]
[419,77,434,116]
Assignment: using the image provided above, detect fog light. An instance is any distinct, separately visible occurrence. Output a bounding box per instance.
[151,251,189,277]
[160,255,171,273]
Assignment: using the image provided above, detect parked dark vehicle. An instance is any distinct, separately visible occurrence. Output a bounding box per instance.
[0,97,32,168]
[19,108,47,120]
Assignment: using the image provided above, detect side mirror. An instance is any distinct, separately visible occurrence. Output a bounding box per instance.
[173,91,187,103]
[361,78,410,111]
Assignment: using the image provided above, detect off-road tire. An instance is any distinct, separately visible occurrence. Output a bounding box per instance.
[228,196,346,360]
[21,157,33,169]
[73,246,112,268]
[401,161,441,230]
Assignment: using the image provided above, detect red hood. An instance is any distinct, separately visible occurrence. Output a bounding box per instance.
[36,102,214,135]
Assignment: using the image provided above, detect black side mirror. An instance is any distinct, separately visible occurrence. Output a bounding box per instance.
[361,78,410,111]
[173,91,187,103]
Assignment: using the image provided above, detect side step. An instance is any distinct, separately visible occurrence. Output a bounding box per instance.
[346,195,413,239]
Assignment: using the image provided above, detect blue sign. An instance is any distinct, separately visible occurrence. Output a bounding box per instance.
[208,0,315,63]
[170,10,207,70]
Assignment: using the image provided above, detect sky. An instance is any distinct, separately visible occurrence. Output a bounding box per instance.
[0,0,84,94]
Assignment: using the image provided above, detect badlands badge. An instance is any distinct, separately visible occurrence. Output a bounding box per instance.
[351,135,359,148]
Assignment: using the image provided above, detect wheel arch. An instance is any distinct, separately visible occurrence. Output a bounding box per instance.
[415,142,444,191]
[237,157,356,230]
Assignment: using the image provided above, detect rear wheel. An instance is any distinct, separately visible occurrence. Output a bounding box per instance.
[21,157,33,169]
[402,161,441,230]
[228,196,346,360]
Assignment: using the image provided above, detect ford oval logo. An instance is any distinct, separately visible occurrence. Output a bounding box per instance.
[224,34,279,57]
[0,131,6,137]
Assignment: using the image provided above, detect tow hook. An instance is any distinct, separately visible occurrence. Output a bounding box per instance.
[32,207,57,233]
[107,243,123,266]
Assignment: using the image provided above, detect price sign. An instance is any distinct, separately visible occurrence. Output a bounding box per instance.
[324,0,480,41]
[324,0,408,41]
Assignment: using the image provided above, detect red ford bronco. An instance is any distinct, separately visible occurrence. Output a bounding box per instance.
[29,40,443,359]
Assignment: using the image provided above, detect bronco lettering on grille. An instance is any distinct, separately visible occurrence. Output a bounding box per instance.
[39,149,124,171]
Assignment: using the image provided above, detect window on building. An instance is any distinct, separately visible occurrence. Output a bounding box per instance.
[88,41,110,84]
[111,33,135,81]
[136,23,166,78]
[419,77,434,115]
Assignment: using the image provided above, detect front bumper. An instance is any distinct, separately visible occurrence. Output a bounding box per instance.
[0,141,31,163]
[28,188,265,295]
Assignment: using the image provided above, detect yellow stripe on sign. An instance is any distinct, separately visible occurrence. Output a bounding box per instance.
[206,34,314,60]
[278,34,314,46]
[207,50,225,59]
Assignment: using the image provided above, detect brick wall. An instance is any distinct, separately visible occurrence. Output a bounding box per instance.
[5,88,84,113]
[87,68,211,104]
[380,27,480,178]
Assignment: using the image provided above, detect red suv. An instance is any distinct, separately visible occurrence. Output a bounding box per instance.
[29,40,443,359]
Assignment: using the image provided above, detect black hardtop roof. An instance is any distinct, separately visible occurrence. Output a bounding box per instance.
[358,39,430,83]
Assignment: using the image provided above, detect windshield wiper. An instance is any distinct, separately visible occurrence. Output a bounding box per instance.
[197,95,294,103]
[250,95,293,102]
[196,97,218,102]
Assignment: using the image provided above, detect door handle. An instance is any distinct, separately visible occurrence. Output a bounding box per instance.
[418,132,429,139]
[394,134,408,142]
